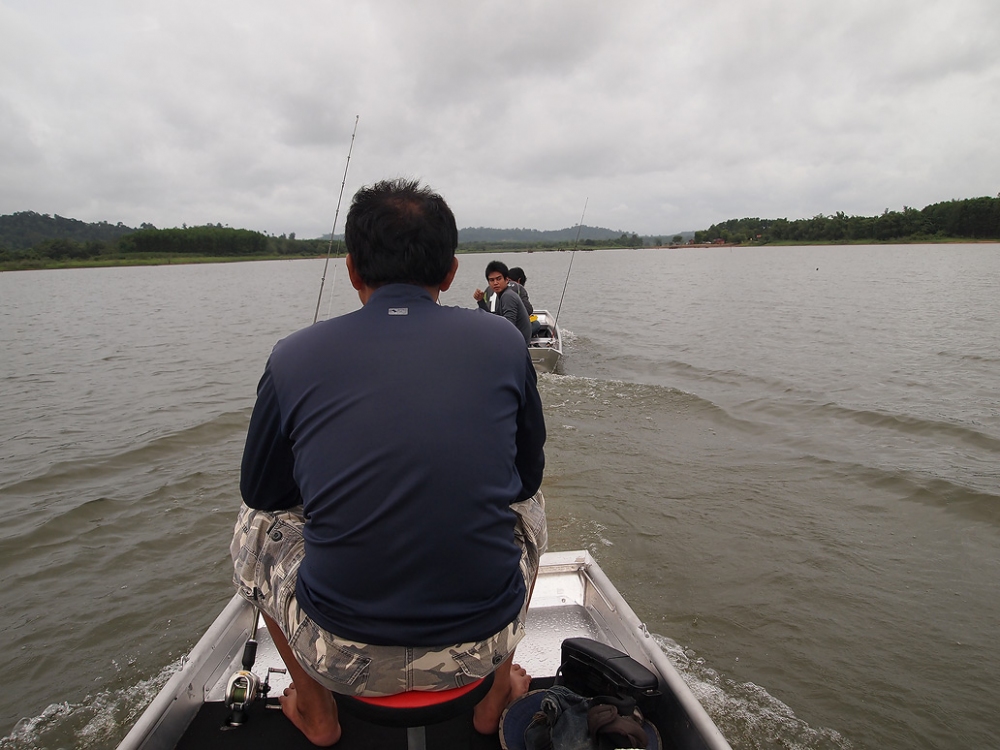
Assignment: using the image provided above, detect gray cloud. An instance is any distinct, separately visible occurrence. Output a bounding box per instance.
[1,0,998,237]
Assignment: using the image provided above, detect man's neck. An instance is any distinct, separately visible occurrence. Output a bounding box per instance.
[358,282,441,305]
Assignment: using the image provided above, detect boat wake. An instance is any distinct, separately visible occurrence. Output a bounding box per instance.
[2,625,857,750]
[654,635,854,750]
[0,660,182,750]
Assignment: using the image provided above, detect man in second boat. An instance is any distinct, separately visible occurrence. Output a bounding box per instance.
[232,178,547,746]
[473,260,533,344]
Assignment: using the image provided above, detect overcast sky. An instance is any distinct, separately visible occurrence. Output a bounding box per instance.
[2,0,998,238]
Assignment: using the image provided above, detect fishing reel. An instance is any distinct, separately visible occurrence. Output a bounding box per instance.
[224,665,286,726]
[223,606,286,728]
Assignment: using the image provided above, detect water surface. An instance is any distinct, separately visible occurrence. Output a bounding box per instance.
[1,245,998,749]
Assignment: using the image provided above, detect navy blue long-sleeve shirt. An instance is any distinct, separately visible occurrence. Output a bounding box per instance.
[240,284,545,646]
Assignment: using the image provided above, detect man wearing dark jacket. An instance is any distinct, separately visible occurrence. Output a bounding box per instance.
[233,179,547,745]
[473,260,533,344]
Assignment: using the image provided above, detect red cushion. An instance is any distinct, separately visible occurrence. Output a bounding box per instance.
[352,678,485,709]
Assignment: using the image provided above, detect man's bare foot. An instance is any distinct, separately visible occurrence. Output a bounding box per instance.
[473,662,532,734]
[279,682,342,746]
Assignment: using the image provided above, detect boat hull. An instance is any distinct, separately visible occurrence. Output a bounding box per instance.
[118,550,730,750]
[528,309,562,373]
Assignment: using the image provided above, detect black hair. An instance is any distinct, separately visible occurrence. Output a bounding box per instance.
[484,260,509,280]
[507,267,526,285]
[345,178,458,287]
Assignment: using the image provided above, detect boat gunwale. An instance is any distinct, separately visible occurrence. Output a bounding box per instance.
[527,308,562,373]
[117,550,731,750]
[118,595,255,750]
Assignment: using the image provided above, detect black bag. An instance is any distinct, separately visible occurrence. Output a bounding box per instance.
[557,638,661,716]
[501,639,663,750]
[521,685,652,750]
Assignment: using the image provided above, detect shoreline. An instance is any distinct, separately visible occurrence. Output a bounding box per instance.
[2,239,997,273]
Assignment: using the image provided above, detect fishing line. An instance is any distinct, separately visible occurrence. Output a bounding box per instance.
[313,115,360,324]
[325,265,338,320]
[554,197,587,327]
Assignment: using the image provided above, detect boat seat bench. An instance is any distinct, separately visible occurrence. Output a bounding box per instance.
[173,677,556,750]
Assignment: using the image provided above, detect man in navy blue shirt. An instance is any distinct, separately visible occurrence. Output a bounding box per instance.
[232,179,546,745]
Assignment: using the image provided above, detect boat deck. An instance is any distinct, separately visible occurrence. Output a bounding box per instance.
[175,688,531,749]
[206,569,607,703]
[176,556,606,750]
[123,551,729,750]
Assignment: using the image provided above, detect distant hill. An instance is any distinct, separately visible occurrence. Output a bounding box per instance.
[5,211,695,251]
[318,226,623,243]
[319,225,646,243]
[0,211,148,250]
[459,227,697,246]
[656,231,696,245]
[458,225,626,243]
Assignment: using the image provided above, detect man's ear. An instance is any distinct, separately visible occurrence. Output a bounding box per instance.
[438,257,459,292]
[346,254,363,290]
[346,254,374,304]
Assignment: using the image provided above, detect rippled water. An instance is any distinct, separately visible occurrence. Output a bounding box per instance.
[1,245,998,749]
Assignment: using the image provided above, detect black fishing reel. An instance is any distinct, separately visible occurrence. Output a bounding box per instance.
[223,607,286,727]
[224,665,286,726]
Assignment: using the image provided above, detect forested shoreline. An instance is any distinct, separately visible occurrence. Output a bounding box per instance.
[2,195,998,271]
[0,228,643,271]
[0,214,647,271]
[694,196,1000,245]
[0,217,335,271]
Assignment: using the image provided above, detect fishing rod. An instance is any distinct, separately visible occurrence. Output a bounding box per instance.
[313,115,360,324]
[553,197,587,328]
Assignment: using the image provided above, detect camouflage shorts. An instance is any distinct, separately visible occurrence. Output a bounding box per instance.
[230,491,547,696]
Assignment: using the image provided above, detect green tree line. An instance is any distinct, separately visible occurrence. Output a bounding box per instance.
[0,210,142,250]
[459,231,645,253]
[4,225,639,270]
[0,224,341,269]
[1,215,645,271]
[694,196,1000,245]
[118,226,269,255]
